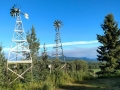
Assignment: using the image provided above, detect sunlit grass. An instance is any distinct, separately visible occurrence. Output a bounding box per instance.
[92,69,101,73]
[58,78,120,90]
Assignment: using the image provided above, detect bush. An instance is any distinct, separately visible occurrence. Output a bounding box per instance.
[115,70,120,76]
[42,83,54,90]
[50,70,67,87]
[2,64,93,89]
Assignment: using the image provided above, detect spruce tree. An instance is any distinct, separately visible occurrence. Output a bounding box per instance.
[0,44,7,88]
[97,14,120,74]
[26,25,40,61]
[41,43,48,63]
[26,25,40,81]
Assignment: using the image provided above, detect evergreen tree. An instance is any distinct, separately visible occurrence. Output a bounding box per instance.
[41,43,48,63]
[0,44,7,88]
[26,25,40,81]
[97,14,120,74]
[26,25,40,61]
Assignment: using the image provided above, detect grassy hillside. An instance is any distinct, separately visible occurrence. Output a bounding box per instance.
[58,78,120,90]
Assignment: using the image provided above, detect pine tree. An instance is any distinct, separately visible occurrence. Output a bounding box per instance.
[26,25,40,61]
[0,44,7,88]
[26,25,40,81]
[97,14,120,74]
[41,43,48,63]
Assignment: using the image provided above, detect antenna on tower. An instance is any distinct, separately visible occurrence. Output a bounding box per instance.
[7,5,32,85]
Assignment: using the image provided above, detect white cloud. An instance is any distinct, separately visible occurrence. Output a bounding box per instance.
[40,40,98,47]
[3,40,98,51]
[3,40,99,58]
[62,40,98,45]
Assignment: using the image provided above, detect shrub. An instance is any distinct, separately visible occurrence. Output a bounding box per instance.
[42,83,54,90]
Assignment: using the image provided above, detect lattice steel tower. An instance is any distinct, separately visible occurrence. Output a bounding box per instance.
[7,5,32,85]
[52,20,65,62]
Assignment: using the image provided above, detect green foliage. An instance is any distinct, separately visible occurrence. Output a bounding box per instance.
[53,70,67,86]
[66,60,88,72]
[0,44,7,87]
[41,43,48,63]
[97,14,120,74]
[1,25,111,89]
[26,25,40,83]
[10,83,23,90]
[88,62,100,69]
[42,83,53,90]
[26,25,40,61]
[1,60,92,90]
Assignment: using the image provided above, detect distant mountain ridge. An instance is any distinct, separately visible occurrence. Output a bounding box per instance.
[48,56,97,62]
[64,56,97,62]
[5,53,97,62]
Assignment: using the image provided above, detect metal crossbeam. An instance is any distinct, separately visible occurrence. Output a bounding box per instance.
[9,66,32,85]
[7,60,32,64]
[8,68,24,79]
[60,63,66,69]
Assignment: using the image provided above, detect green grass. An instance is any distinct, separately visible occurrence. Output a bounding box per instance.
[58,78,120,90]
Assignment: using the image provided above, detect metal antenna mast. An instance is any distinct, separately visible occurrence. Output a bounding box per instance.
[52,20,65,63]
[7,5,32,85]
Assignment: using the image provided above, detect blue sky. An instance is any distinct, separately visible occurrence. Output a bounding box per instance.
[1,0,120,58]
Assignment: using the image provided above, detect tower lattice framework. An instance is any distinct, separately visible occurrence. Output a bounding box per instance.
[52,20,65,62]
[52,20,66,70]
[52,29,65,62]
[7,14,32,85]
